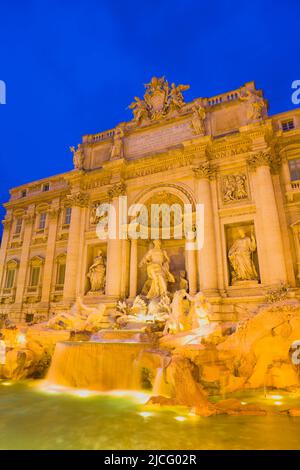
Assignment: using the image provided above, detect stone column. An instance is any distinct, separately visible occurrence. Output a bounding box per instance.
[185,240,197,295]
[291,226,300,282]
[15,205,35,304]
[120,239,130,298]
[63,191,89,303]
[41,202,60,303]
[248,150,287,284]
[105,182,126,297]
[193,163,218,294]
[0,213,12,289]
[129,238,138,298]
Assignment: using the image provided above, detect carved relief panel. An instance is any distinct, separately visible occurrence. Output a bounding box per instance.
[221,172,249,205]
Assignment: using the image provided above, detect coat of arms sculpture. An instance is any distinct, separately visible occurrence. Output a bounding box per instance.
[128,76,190,124]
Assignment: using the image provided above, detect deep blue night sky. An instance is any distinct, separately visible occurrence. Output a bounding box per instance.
[0,0,299,232]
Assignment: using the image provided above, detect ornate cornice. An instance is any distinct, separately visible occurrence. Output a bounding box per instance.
[67,191,89,208]
[193,162,216,180]
[107,182,126,200]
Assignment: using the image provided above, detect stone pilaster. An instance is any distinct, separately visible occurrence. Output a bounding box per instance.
[41,202,60,303]
[0,214,12,289]
[291,225,300,282]
[105,182,126,297]
[120,239,130,298]
[63,190,89,303]
[15,206,35,304]
[193,162,218,294]
[185,240,197,295]
[247,149,287,285]
[129,238,138,298]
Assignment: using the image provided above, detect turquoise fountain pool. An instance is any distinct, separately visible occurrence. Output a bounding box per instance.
[1,381,300,450]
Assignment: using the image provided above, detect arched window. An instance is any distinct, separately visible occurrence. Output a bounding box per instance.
[28,256,44,288]
[64,207,72,226]
[14,217,23,235]
[4,259,18,289]
[55,253,67,290]
[39,212,47,230]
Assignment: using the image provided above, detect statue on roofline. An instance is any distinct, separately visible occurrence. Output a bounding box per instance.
[70,144,85,170]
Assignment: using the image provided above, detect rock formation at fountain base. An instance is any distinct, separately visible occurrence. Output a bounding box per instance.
[1,295,300,418]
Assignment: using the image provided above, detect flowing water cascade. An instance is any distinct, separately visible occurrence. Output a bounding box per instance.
[152,367,165,396]
[47,339,152,391]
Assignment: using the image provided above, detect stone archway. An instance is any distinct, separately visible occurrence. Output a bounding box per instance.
[128,183,198,297]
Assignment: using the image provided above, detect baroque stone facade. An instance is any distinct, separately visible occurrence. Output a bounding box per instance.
[1,78,300,323]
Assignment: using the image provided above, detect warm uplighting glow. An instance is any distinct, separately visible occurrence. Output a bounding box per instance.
[109,390,150,403]
[174,416,187,422]
[72,389,93,398]
[241,401,247,405]
[274,401,283,406]
[37,382,150,403]
[270,395,283,400]
[138,411,153,419]
[1,381,12,386]
[16,333,27,346]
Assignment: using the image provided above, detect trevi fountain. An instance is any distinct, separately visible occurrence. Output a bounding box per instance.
[1,78,300,449]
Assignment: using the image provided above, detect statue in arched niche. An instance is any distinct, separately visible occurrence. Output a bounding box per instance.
[87,249,106,293]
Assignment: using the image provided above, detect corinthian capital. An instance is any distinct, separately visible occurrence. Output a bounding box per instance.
[247,149,281,173]
[48,207,61,219]
[2,216,12,228]
[193,162,215,180]
[247,149,272,169]
[67,191,89,208]
[107,181,126,200]
[23,212,34,225]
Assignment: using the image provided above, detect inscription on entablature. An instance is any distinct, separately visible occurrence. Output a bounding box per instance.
[125,154,193,179]
[124,120,193,159]
[208,144,251,160]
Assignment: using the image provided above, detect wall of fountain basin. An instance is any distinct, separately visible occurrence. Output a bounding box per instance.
[1,300,300,416]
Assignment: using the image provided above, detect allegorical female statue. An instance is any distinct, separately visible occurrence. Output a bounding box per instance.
[87,249,106,293]
[139,240,175,299]
[110,126,124,160]
[228,228,258,284]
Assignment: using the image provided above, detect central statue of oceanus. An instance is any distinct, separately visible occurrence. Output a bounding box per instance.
[139,240,175,299]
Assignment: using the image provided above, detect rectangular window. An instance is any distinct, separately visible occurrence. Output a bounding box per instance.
[39,212,47,230]
[5,268,15,289]
[20,190,27,198]
[64,207,72,225]
[30,266,40,287]
[15,217,22,235]
[56,263,66,286]
[282,120,295,132]
[42,183,50,192]
[288,158,300,181]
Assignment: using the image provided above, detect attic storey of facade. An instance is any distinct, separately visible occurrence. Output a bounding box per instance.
[1,77,300,323]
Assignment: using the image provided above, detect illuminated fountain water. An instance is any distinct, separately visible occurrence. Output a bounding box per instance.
[47,340,152,391]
